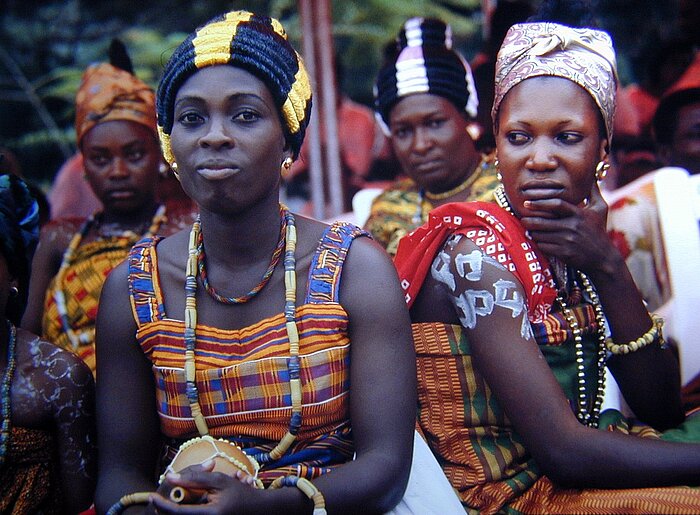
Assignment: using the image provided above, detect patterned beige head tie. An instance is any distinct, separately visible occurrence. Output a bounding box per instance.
[492,22,618,141]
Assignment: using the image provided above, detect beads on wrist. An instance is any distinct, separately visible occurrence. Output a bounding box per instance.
[270,476,327,514]
[606,314,665,355]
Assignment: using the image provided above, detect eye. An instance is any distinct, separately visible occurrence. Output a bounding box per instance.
[125,148,146,162]
[426,118,446,129]
[557,132,583,144]
[392,126,411,139]
[177,111,204,126]
[87,153,110,167]
[234,109,260,122]
[506,131,530,145]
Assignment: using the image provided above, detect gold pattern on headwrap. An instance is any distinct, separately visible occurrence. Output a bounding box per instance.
[157,10,312,165]
[282,60,313,135]
[193,11,251,68]
[75,63,156,144]
[492,22,617,140]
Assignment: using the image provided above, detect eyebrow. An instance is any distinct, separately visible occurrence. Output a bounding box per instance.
[174,92,269,109]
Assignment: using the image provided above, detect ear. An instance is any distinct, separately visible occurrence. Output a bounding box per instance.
[598,138,609,163]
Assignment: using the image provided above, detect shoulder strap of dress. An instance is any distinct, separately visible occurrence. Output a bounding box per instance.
[128,235,165,327]
[305,222,370,304]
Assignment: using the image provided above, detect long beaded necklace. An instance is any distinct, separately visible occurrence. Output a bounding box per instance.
[494,184,608,427]
[197,206,286,304]
[53,205,167,350]
[414,155,489,224]
[0,320,17,467]
[184,205,303,461]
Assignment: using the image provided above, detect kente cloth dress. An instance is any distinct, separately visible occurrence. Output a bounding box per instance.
[43,232,146,374]
[0,427,61,514]
[128,222,363,485]
[394,202,700,515]
[364,156,499,257]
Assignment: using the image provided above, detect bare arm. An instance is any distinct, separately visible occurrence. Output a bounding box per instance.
[150,237,416,514]
[434,234,700,489]
[520,182,683,429]
[22,221,75,334]
[94,262,162,514]
[47,342,97,513]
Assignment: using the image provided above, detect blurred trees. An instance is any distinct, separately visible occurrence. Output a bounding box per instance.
[0,0,684,186]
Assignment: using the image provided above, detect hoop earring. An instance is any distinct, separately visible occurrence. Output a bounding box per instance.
[595,160,610,181]
[171,162,180,181]
[9,286,19,298]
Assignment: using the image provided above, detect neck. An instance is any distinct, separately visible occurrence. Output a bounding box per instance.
[197,198,283,263]
[425,154,484,203]
[100,199,160,227]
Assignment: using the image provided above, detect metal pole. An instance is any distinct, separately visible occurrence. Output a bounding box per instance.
[298,0,326,221]
[314,0,344,218]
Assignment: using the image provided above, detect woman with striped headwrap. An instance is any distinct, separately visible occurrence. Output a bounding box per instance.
[0,171,96,513]
[94,11,418,514]
[22,54,180,376]
[393,2,700,513]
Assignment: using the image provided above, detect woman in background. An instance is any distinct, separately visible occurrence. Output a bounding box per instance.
[23,59,179,374]
[365,17,499,257]
[0,171,95,513]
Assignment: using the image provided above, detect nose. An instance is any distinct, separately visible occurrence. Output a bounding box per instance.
[199,115,233,149]
[412,127,434,154]
[108,157,130,179]
[526,138,557,172]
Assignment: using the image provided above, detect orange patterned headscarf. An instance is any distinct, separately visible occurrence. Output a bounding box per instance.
[75,63,157,145]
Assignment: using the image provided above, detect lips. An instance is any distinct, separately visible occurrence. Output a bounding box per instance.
[196,161,240,180]
[520,180,566,199]
[105,188,137,200]
[413,159,443,174]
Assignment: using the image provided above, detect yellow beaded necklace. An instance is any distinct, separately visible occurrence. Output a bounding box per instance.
[423,164,482,201]
[183,205,303,457]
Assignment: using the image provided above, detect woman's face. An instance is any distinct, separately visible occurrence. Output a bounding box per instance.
[495,76,607,216]
[388,93,477,193]
[169,66,289,214]
[81,120,161,214]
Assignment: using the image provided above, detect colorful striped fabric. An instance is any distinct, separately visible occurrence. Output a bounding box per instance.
[364,157,500,257]
[44,235,142,373]
[128,222,367,484]
[406,205,700,514]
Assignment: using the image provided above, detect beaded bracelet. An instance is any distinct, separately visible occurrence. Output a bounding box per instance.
[606,314,665,355]
[269,476,327,514]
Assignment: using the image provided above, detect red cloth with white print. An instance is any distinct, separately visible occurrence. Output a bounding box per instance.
[394,201,557,322]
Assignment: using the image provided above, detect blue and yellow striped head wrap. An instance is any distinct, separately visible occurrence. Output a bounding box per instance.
[157,11,312,164]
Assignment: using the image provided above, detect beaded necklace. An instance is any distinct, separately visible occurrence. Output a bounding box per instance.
[0,320,17,467]
[494,184,607,427]
[184,205,303,461]
[53,205,167,350]
[197,206,286,305]
[414,155,489,224]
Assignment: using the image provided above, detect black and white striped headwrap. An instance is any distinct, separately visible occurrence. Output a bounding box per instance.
[374,17,478,135]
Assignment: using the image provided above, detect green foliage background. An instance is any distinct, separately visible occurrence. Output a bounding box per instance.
[0,0,682,188]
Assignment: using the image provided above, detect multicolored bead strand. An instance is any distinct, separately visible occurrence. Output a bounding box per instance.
[184,205,303,461]
[197,206,287,304]
[53,205,167,350]
[0,320,17,468]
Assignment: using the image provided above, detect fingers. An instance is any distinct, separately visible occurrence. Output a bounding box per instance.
[149,492,210,514]
[522,197,577,219]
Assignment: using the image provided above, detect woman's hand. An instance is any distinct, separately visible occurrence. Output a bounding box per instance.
[149,461,257,513]
[518,181,617,276]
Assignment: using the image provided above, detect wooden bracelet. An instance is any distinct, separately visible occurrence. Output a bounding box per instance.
[606,314,665,355]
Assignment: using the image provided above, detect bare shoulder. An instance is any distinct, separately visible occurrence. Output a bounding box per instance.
[17,328,93,388]
[37,217,84,256]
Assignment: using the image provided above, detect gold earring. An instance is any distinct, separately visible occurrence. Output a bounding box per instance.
[595,160,610,181]
[171,162,180,181]
[282,157,293,171]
